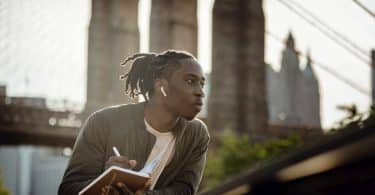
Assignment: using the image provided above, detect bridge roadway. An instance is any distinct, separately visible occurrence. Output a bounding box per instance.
[0,105,81,147]
[0,104,322,147]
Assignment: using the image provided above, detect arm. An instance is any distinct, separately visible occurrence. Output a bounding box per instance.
[58,112,108,195]
[146,125,210,195]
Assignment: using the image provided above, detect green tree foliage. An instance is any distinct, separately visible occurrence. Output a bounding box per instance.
[201,130,301,190]
[330,104,375,132]
[0,169,10,195]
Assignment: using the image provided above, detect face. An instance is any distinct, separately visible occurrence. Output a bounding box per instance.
[163,58,205,120]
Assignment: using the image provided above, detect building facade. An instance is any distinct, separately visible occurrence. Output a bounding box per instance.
[267,33,321,128]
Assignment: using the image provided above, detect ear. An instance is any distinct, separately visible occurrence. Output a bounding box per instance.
[154,78,169,90]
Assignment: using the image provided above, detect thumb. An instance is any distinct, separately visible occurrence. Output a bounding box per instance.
[144,179,152,190]
[129,160,137,168]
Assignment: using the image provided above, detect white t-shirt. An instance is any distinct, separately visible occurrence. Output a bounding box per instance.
[144,118,176,189]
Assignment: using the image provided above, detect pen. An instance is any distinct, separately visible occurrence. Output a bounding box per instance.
[112,146,121,157]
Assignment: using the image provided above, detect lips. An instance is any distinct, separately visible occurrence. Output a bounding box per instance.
[194,100,203,106]
[194,101,203,110]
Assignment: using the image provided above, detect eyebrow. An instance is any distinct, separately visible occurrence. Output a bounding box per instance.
[185,73,205,81]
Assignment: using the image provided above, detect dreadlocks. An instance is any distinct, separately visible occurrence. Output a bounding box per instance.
[120,50,195,101]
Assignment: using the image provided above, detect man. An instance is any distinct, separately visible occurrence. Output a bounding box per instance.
[58,50,209,195]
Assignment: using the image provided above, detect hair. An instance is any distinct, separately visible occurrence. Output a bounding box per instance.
[120,50,195,101]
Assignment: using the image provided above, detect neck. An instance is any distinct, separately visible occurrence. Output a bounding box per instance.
[144,100,179,132]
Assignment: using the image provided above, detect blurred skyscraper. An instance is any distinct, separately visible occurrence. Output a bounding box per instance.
[203,32,321,129]
[267,33,321,128]
[0,146,68,195]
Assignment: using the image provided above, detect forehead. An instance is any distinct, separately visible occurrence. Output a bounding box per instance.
[173,58,204,78]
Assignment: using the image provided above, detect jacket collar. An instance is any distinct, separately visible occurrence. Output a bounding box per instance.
[133,101,187,138]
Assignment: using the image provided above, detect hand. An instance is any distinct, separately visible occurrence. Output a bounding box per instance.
[134,179,152,195]
[101,180,152,195]
[105,156,137,170]
[101,182,132,195]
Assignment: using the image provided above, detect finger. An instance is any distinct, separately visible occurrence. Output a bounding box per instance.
[108,162,130,168]
[107,186,116,195]
[112,183,131,195]
[136,180,151,194]
[109,156,129,163]
[106,161,132,169]
[106,156,137,169]
[105,161,127,170]
[101,185,110,195]
[135,181,150,195]
[116,182,133,194]
[101,186,106,195]
[109,185,124,195]
[105,156,122,169]
[144,183,151,190]
[145,179,152,188]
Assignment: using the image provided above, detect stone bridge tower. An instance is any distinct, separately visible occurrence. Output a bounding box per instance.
[150,0,197,56]
[208,0,268,138]
[85,0,139,115]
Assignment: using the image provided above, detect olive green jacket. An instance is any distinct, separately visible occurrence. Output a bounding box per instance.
[58,102,210,195]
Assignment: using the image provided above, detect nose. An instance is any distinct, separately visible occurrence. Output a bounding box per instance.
[194,85,205,98]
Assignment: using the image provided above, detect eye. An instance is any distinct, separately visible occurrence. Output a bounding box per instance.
[186,79,194,85]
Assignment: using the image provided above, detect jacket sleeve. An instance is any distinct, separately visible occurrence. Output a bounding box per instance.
[147,124,210,195]
[58,112,108,195]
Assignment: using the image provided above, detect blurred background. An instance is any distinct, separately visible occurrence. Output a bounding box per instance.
[0,0,374,194]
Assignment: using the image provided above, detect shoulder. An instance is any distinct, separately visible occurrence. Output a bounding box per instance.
[88,102,141,121]
[80,102,143,137]
[82,103,142,132]
[183,118,210,141]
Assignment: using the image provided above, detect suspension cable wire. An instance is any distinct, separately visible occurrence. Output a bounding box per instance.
[353,0,375,19]
[266,30,371,98]
[275,0,371,65]
[287,0,369,56]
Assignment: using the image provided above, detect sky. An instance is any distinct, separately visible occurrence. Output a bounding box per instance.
[0,0,374,129]
[263,0,374,129]
[197,0,375,129]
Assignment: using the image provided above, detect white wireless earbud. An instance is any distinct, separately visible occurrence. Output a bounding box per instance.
[160,86,167,97]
